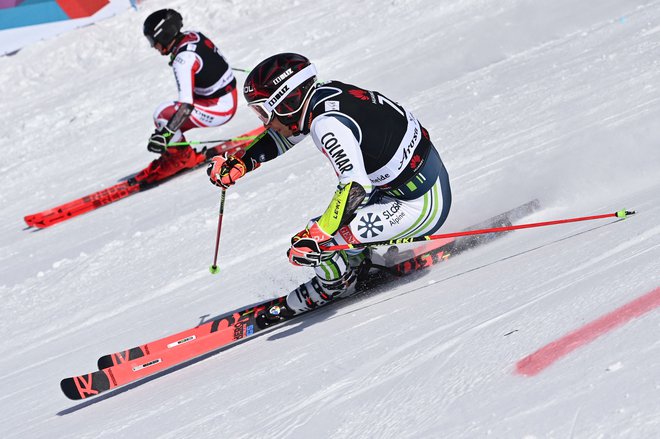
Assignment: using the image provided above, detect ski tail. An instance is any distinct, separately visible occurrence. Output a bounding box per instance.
[24,181,140,228]
[384,199,541,274]
[60,370,114,400]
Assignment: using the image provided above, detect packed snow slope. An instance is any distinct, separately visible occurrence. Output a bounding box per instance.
[1,0,659,438]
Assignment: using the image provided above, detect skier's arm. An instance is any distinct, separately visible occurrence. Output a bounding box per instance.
[172,51,198,104]
[160,50,199,134]
[239,129,303,172]
[307,115,373,238]
[207,129,302,187]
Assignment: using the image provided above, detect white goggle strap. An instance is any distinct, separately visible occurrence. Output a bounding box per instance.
[263,63,317,113]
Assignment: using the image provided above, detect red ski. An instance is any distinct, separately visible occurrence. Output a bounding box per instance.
[24,126,264,229]
[61,296,284,400]
[59,201,541,401]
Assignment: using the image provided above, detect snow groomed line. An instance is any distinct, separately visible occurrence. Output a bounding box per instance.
[516,286,660,376]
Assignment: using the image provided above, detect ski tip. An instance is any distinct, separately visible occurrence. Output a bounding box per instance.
[60,378,83,400]
[616,209,636,219]
[97,355,114,370]
[60,370,111,400]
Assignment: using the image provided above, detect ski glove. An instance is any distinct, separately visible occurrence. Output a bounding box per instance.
[147,126,176,154]
[287,223,332,267]
[207,154,247,189]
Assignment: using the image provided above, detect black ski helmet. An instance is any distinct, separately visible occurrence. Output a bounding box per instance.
[244,53,318,130]
[143,9,183,51]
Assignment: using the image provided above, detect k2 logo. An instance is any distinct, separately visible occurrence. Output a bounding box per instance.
[357,213,384,238]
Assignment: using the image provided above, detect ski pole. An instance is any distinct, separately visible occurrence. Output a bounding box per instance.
[321,209,636,251]
[232,67,251,73]
[168,135,258,148]
[209,189,227,274]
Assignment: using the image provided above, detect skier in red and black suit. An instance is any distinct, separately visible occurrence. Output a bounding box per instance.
[136,9,238,183]
[208,53,452,318]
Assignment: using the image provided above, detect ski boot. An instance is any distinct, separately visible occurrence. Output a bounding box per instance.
[256,266,360,329]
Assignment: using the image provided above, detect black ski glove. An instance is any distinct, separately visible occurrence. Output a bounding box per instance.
[147,126,175,154]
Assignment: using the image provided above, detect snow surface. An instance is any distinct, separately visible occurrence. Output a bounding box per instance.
[1,0,659,437]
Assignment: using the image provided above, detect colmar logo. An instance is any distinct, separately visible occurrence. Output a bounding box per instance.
[321,132,354,174]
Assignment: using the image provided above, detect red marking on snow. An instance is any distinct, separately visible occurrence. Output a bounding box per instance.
[516,287,660,376]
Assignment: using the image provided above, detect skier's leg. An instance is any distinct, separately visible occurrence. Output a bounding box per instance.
[285,147,450,314]
[285,249,360,314]
[337,147,452,245]
[153,101,197,143]
[187,89,238,128]
[137,93,237,183]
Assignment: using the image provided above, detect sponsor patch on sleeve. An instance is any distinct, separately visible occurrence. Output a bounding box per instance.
[325,100,340,111]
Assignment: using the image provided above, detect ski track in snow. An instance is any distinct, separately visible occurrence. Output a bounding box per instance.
[1,0,660,438]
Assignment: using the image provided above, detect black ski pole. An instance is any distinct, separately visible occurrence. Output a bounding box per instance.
[209,189,227,274]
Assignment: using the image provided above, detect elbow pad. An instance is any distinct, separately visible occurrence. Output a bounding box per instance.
[166,103,194,132]
[317,181,367,235]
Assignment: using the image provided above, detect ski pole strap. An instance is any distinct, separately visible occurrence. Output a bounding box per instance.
[321,209,636,251]
[167,136,259,147]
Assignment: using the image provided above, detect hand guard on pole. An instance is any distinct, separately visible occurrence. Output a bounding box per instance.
[147,126,175,153]
[207,154,247,189]
[287,222,333,267]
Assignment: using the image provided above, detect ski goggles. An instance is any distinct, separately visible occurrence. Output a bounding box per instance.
[248,63,318,125]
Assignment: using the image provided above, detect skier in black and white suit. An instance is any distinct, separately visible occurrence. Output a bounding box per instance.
[208,53,452,316]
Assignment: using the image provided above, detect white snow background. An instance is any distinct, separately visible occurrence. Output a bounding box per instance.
[1,0,659,437]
